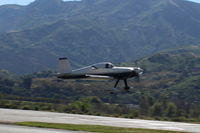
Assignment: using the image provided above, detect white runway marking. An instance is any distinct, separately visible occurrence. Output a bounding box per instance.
[0,108,200,133]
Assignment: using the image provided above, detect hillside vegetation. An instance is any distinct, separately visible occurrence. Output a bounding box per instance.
[0,46,200,122]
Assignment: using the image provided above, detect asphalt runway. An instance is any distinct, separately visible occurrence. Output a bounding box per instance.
[0,124,91,133]
[0,108,200,133]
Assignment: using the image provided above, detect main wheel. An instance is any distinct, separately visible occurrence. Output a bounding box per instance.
[124,86,130,90]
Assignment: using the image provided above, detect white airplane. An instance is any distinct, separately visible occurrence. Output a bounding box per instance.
[57,57,143,90]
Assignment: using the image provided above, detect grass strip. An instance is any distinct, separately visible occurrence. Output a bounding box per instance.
[16,122,192,133]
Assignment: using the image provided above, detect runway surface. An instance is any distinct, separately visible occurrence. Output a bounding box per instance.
[0,124,91,133]
[0,108,200,133]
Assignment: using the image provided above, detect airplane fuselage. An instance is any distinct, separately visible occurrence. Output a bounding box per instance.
[58,66,138,80]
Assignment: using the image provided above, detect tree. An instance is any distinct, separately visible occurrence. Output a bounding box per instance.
[167,102,177,117]
[20,76,32,89]
[140,94,154,116]
[151,102,163,117]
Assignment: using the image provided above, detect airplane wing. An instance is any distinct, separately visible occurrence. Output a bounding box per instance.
[85,74,114,80]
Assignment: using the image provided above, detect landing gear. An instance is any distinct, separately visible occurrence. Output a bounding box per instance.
[114,79,130,91]
[124,80,130,90]
[114,80,120,88]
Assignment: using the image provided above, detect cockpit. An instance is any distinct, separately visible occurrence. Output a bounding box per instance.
[91,62,114,69]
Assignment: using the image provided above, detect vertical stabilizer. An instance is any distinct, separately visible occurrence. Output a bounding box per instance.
[58,57,72,73]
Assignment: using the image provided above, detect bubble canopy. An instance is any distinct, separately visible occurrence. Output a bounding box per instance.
[91,62,115,69]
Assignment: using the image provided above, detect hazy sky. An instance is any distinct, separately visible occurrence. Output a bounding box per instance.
[0,0,200,5]
[0,0,78,5]
[188,0,200,3]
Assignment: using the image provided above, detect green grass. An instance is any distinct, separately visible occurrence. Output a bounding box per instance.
[16,122,192,133]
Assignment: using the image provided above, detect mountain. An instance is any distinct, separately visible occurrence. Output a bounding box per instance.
[1,0,200,33]
[1,0,200,73]
[0,0,65,32]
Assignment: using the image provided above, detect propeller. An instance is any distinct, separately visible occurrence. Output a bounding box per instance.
[133,67,143,82]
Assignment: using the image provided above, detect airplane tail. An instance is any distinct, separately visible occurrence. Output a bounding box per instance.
[58,57,72,73]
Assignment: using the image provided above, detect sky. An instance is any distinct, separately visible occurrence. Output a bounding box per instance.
[188,0,200,3]
[0,0,200,5]
[0,0,78,5]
